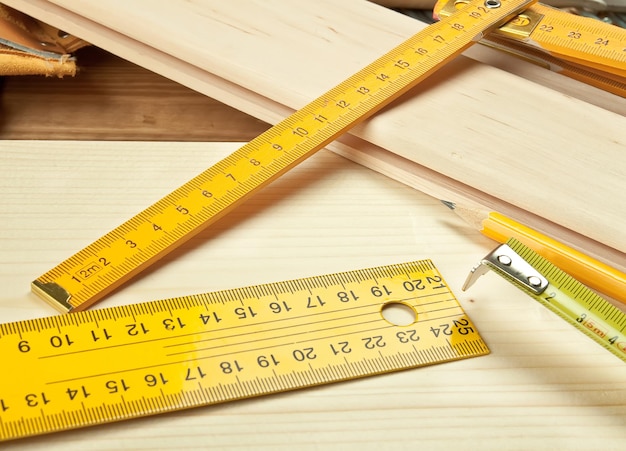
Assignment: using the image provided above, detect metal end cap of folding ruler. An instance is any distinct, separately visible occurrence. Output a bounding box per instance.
[31,280,73,313]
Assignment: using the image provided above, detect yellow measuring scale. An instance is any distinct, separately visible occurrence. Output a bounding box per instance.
[464,238,626,362]
[1,261,489,441]
[31,0,537,312]
[436,0,626,95]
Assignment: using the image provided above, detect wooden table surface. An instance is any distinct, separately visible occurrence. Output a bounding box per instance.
[1,47,625,450]
[0,47,269,141]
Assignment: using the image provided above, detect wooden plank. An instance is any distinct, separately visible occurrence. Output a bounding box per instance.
[0,47,269,141]
[4,48,622,274]
[2,140,625,448]
[4,0,625,265]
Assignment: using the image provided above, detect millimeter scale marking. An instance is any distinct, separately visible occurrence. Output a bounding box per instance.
[464,238,626,362]
[1,260,489,441]
[30,0,537,312]
[436,0,626,96]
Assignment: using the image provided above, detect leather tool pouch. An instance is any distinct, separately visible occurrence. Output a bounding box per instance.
[0,4,89,77]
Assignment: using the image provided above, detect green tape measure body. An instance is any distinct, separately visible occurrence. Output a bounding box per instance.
[505,239,626,361]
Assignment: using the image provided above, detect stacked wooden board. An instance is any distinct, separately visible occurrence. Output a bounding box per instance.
[4,0,625,271]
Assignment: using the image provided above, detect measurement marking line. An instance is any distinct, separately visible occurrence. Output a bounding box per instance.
[411,298,455,312]
[163,302,382,348]
[406,291,454,302]
[46,322,396,385]
[166,308,383,349]
[38,301,381,359]
[166,316,385,356]
[32,291,461,363]
[417,306,465,317]
[38,337,155,359]
[166,302,466,355]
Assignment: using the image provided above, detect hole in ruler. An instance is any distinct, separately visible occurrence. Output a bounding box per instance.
[381,301,417,326]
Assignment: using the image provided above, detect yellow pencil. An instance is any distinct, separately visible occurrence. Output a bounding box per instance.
[443,201,626,306]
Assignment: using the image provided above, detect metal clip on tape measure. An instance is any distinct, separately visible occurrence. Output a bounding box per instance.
[464,238,626,362]
[30,0,537,312]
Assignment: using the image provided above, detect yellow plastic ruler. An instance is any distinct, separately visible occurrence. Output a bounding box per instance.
[30,0,536,312]
[435,0,626,96]
[0,261,489,441]
[464,238,626,362]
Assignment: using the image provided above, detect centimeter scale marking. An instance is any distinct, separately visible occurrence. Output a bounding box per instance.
[436,0,626,96]
[464,238,626,362]
[31,0,537,312]
[528,6,626,77]
[438,0,626,75]
[1,261,489,441]
[506,239,626,362]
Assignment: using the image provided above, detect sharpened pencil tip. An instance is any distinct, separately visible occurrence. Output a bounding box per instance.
[440,200,456,210]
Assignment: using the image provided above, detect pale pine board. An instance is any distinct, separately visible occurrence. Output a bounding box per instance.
[5,0,626,260]
[1,141,625,449]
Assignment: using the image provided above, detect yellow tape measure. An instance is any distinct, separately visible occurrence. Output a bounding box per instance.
[1,261,488,441]
[31,0,536,312]
[464,238,626,362]
[436,0,626,96]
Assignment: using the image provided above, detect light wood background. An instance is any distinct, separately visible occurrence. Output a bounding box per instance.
[1,6,626,449]
[1,140,625,450]
[0,47,269,141]
[5,0,626,261]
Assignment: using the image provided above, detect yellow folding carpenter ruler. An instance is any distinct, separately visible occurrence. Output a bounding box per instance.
[0,261,489,441]
[436,0,626,96]
[464,238,626,362]
[30,0,537,313]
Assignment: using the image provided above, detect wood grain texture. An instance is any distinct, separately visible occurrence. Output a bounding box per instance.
[2,59,623,278]
[1,140,625,449]
[0,47,269,141]
[4,0,625,263]
[2,46,623,275]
